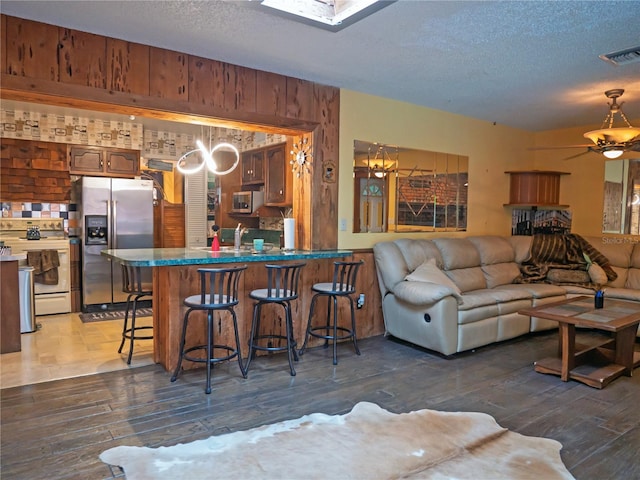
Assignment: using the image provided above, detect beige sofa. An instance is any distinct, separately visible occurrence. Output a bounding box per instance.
[373,235,640,356]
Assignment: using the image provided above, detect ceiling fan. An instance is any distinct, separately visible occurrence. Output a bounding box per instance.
[533,89,640,160]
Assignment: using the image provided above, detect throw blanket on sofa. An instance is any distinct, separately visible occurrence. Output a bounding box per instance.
[516,234,616,285]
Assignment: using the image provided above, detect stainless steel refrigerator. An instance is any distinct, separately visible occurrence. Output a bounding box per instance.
[79,177,153,311]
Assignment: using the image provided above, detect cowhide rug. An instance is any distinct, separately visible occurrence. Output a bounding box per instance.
[100,401,574,479]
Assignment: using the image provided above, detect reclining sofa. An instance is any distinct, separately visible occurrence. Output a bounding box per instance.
[373,234,640,356]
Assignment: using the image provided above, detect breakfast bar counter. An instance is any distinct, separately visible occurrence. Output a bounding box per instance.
[102,248,354,371]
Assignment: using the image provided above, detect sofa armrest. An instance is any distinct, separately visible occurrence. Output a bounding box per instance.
[393,280,463,305]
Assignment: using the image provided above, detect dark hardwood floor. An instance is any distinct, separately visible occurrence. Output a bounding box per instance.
[1,330,639,480]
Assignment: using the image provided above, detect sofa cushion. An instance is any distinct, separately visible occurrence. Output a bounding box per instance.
[406,259,462,295]
[446,267,487,293]
[373,241,408,293]
[631,243,640,268]
[507,235,533,264]
[393,279,462,305]
[468,236,516,264]
[500,283,567,298]
[433,238,481,270]
[457,290,499,315]
[625,269,640,290]
[609,266,628,288]
[396,239,443,272]
[481,263,521,288]
[561,285,597,295]
[602,287,640,303]
[583,236,633,269]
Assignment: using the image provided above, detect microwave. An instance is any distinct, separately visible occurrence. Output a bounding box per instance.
[232,191,264,213]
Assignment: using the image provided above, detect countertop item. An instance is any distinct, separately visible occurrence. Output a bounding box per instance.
[0,254,26,262]
[101,248,353,267]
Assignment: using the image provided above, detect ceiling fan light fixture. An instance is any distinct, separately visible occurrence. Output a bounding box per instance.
[583,126,640,145]
[603,148,624,159]
[583,89,640,157]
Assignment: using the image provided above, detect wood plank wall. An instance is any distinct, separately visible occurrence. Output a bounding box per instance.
[0,138,71,202]
[0,14,340,251]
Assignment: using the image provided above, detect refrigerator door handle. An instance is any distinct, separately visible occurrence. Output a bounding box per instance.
[106,199,113,249]
[111,200,118,249]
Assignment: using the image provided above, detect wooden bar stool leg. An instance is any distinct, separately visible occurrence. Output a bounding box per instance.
[118,294,132,355]
[171,309,191,383]
[205,311,213,395]
[285,302,297,376]
[126,294,141,365]
[231,310,246,377]
[349,296,361,356]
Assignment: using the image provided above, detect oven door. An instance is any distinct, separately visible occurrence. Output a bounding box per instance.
[30,247,71,315]
[32,248,70,294]
[7,241,72,315]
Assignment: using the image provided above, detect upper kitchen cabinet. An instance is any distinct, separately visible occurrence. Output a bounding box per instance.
[264,143,291,206]
[241,149,265,185]
[239,142,291,206]
[69,146,140,177]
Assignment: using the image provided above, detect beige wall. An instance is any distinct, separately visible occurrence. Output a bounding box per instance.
[338,90,535,249]
[338,89,640,249]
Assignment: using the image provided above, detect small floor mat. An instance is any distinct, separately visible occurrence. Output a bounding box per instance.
[79,308,153,323]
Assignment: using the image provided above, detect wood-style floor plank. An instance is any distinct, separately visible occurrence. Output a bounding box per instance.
[1,330,639,480]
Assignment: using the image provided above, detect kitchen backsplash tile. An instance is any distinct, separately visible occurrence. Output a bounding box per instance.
[2,202,71,230]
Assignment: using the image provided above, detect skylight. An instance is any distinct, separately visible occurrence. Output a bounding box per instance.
[260,0,394,31]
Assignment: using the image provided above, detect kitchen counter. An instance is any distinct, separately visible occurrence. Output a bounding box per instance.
[0,253,26,262]
[101,248,354,371]
[101,247,353,266]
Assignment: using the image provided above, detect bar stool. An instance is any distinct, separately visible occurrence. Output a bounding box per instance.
[171,266,247,394]
[245,263,306,376]
[118,264,153,365]
[299,260,364,365]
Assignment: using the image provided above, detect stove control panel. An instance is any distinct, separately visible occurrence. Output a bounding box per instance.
[0,218,64,233]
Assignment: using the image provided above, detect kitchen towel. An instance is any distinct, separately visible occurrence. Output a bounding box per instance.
[27,250,60,285]
[283,218,295,250]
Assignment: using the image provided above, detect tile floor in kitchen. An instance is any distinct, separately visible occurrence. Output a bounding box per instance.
[0,312,154,389]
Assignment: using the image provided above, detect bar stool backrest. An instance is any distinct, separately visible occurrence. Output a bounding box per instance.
[329,260,364,294]
[198,266,247,308]
[263,263,306,300]
[121,264,152,294]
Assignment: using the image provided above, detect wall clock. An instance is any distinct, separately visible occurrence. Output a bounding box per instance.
[290,136,312,177]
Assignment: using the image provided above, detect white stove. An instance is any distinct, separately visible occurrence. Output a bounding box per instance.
[0,219,71,315]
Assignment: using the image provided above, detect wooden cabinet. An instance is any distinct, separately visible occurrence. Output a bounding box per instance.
[69,146,140,177]
[239,143,291,206]
[264,143,291,206]
[504,170,570,208]
[154,200,186,247]
[0,259,21,353]
[241,149,265,184]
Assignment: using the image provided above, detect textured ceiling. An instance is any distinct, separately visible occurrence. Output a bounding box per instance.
[2,0,640,132]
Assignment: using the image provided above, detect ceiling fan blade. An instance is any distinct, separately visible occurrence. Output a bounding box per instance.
[563,149,593,160]
[528,144,594,150]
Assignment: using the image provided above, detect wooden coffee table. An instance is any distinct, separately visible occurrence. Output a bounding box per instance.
[519,296,640,389]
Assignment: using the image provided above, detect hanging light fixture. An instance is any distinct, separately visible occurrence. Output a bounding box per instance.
[363,143,397,178]
[583,89,640,157]
[176,127,240,176]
